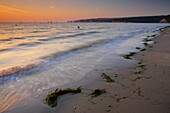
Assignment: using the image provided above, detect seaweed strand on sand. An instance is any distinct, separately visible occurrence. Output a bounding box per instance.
[101,73,115,82]
[90,88,106,98]
[122,52,136,59]
[45,87,81,107]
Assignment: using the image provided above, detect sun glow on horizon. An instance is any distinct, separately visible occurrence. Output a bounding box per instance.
[0,4,107,22]
[0,0,169,22]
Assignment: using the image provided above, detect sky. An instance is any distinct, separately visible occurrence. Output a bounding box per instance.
[0,0,169,22]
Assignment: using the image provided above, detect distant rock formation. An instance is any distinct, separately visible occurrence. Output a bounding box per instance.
[69,14,170,23]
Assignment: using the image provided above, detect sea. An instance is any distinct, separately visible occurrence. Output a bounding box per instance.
[0,22,168,112]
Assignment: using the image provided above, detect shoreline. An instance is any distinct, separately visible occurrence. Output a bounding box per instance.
[56,27,170,113]
[56,26,170,113]
[9,26,170,113]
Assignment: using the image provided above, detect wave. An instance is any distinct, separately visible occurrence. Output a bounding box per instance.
[0,42,36,53]
[40,38,116,61]
[0,38,12,41]
[0,48,12,52]
[0,29,145,78]
[0,37,26,42]
[0,30,138,53]
[0,31,101,53]
[0,34,47,42]
[0,31,99,43]
[0,42,43,53]
[29,30,47,33]
[3,28,24,31]
[0,63,39,77]
[38,31,100,41]
[0,38,113,79]
[17,42,42,47]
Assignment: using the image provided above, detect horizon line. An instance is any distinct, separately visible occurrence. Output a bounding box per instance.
[0,14,169,23]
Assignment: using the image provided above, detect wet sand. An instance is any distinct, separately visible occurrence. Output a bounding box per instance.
[10,26,170,113]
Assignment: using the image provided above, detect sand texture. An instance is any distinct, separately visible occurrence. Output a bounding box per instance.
[10,27,170,113]
[54,27,170,113]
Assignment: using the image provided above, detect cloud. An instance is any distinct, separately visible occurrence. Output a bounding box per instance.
[0,4,28,14]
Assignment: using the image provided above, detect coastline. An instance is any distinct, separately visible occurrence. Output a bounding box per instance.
[55,26,170,113]
[9,26,170,113]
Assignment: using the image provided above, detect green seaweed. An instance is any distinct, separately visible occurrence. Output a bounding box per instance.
[143,38,152,42]
[143,42,148,46]
[137,64,146,70]
[150,35,156,37]
[137,64,146,68]
[90,88,106,98]
[123,54,131,59]
[138,61,142,65]
[140,48,146,51]
[122,52,136,59]
[147,35,156,38]
[134,71,143,75]
[131,52,136,55]
[133,87,143,97]
[101,73,115,82]
[116,96,129,102]
[45,87,81,108]
[144,76,152,79]
[132,76,143,82]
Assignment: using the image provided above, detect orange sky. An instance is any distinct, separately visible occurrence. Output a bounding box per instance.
[0,0,169,22]
[0,4,73,22]
[0,2,108,22]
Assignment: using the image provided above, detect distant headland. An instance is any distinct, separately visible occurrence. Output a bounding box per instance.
[68,14,170,23]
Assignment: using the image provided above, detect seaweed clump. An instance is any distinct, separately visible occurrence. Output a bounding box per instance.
[140,48,146,51]
[134,71,143,75]
[122,52,136,59]
[136,47,141,50]
[90,88,106,98]
[144,38,152,42]
[143,42,148,46]
[143,37,153,47]
[45,87,81,108]
[101,73,115,82]
[116,96,129,102]
[132,76,143,82]
[133,87,144,97]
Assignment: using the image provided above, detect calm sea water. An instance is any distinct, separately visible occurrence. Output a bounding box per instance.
[0,23,168,112]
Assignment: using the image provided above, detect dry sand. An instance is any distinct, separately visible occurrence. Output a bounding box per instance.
[10,27,170,113]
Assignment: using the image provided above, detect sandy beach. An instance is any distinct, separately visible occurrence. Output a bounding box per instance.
[53,26,170,113]
[1,1,170,113]
[9,26,170,113]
